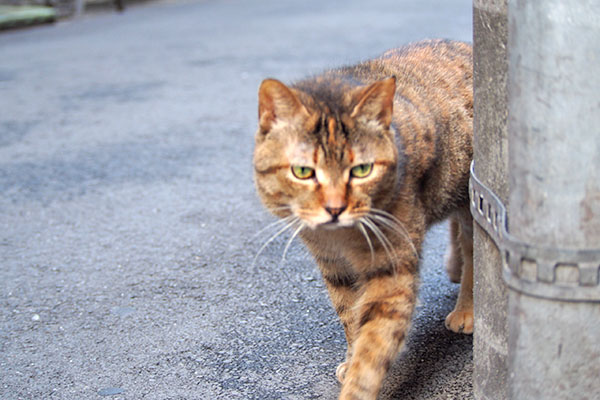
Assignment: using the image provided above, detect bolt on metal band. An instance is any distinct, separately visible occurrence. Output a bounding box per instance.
[469,162,600,302]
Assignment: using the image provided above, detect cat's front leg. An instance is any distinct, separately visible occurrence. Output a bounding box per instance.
[338,262,417,400]
[315,255,362,382]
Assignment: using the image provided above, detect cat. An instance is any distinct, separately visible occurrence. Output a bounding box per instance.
[253,39,473,400]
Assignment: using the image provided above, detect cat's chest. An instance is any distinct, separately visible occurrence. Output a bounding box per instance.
[300,229,362,266]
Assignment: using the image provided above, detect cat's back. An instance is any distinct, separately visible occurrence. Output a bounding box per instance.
[341,40,472,120]
[344,39,472,91]
[378,39,472,82]
[384,39,472,113]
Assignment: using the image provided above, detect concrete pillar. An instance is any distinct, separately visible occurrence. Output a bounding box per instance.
[74,0,85,17]
[472,2,508,400]
[507,1,600,398]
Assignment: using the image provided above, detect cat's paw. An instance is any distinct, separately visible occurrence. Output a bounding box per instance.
[445,310,473,334]
[336,361,348,383]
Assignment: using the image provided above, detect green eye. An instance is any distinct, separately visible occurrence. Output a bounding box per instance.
[291,166,315,180]
[350,163,373,178]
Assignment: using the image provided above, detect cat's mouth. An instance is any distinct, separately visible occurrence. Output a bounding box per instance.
[294,207,356,230]
[320,221,342,230]
[315,218,356,230]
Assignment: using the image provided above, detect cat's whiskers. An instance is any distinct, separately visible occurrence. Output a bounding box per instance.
[360,217,398,268]
[281,221,305,264]
[248,213,295,243]
[368,209,419,260]
[252,216,301,267]
[295,209,328,230]
[356,221,376,266]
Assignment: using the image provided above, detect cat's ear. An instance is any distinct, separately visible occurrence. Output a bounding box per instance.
[350,76,396,129]
[258,79,309,134]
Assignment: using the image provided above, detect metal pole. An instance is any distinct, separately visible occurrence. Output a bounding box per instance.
[74,0,85,17]
[472,1,508,399]
[507,1,600,398]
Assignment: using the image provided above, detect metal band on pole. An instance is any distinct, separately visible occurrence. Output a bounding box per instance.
[470,162,600,302]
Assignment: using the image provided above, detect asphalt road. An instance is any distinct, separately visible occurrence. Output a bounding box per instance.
[0,1,473,398]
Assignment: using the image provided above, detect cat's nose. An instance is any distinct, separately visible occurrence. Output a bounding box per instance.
[322,185,347,221]
[325,205,347,220]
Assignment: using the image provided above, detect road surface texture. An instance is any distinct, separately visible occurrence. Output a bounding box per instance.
[0,0,473,398]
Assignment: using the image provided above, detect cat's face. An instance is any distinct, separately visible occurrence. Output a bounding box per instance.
[254,77,398,231]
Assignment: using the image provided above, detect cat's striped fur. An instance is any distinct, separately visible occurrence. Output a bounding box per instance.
[253,39,473,400]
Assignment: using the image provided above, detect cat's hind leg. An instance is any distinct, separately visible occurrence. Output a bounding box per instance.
[444,216,463,283]
[444,210,474,334]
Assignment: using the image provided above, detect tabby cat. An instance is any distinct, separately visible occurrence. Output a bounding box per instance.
[253,39,473,399]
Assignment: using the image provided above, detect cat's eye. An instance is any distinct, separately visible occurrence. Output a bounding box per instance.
[291,166,315,180]
[350,163,373,178]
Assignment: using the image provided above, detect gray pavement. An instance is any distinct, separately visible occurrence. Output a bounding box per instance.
[0,0,473,398]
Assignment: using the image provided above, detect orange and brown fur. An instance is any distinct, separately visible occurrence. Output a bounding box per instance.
[253,40,473,400]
